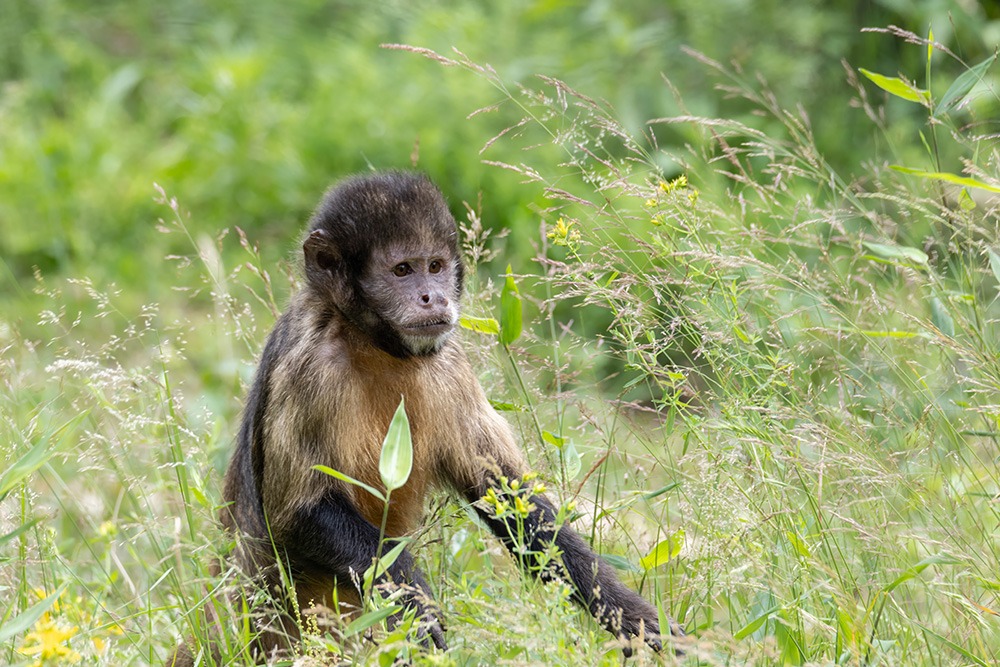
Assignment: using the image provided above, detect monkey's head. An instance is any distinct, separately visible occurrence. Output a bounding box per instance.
[303,172,464,358]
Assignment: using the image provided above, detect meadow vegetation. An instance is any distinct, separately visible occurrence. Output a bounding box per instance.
[2,2,1000,665]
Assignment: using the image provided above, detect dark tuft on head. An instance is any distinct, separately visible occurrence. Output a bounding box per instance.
[306,171,458,271]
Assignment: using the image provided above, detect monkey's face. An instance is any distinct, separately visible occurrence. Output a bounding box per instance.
[359,243,461,356]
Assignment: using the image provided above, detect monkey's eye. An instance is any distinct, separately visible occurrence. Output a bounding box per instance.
[392,263,412,277]
[429,260,443,274]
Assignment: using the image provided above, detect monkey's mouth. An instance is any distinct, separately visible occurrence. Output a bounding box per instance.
[402,320,454,337]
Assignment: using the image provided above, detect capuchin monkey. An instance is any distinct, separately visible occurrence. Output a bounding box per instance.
[168,171,681,665]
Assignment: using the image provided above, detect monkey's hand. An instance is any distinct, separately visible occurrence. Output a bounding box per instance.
[601,593,683,657]
[382,581,448,650]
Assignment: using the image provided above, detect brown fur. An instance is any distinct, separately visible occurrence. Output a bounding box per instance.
[167,173,674,665]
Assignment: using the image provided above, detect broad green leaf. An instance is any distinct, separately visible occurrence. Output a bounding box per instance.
[639,529,685,570]
[935,53,997,118]
[602,554,641,573]
[890,165,1000,194]
[885,553,960,592]
[0,519,40,549]
[541,430,565,448]
[862,241,929,266]
[312,465,385,502]
[560,439,582,480]
[364,537,411,586]
[929,296,954,337]
[859,68,929,104]
[488,400,523,412]
[988,249,1000,287]
[734,604,779,641]
[0,438,53,502]
[785,530,811,559]
[0,412,88,501]
[0,584,68,643]
[343,606,402,638]
[499,265,522,346]
[958,188,976,211]
[459,316,500,335]
[379,397,413,492]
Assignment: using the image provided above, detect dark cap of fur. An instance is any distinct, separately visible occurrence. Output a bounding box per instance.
[306,171,460,270]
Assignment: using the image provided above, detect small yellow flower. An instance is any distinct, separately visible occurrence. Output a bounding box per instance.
[513,496,536,517]
[687,189,699,205]
[19,617,81,664]
[546,217,581,248]
[645,198,657,208]
[659,174,688,193]
[522,471,538,482]
[532,482,547,495]
[482,487,500,507]
[98,520,117,537]
[509,478,520,491]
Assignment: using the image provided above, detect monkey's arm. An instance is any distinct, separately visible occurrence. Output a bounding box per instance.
[464,476,677,655]
[284,490,446,649]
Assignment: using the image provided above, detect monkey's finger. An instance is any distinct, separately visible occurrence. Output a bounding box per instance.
[428,622,448,650]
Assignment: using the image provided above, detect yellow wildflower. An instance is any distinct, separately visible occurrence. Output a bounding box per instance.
[546,217,581,248]
[659,174,688,193]
[19,617,81,665]
[513,496,536,517]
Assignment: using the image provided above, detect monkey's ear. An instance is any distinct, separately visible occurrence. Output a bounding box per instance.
[304,229,338,272]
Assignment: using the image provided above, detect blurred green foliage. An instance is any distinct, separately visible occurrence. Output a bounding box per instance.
[1,0,996,319]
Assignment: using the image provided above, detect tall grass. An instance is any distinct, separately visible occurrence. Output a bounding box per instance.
[3,31,999,667]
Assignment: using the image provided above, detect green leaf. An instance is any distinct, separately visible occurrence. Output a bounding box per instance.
[602,554,641,573]
[958,188,976,211]
[0,412,89,501]
[859,68,929,104]
[934,53,997,118]
[639,529,684,570]
[312,465,385,502]
[735,604,779,641]
[862,241,929,266]
[0,519,40,550]
[785,531,811,559]
[343,606,402,638]
[488,400,523,412]
[560,439,582,480]
[364,537,411,587]
[459,316,500,335]
[499,264,522,346]
[885,553,960,592]
[379,397,413,492]
[929,296,954,337]
[890,165,1000,194]
[0,584,68,643]
[859,330,919,339]
[541,430,565,448]
[642,482,680,500]
[987,248,1000,287]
